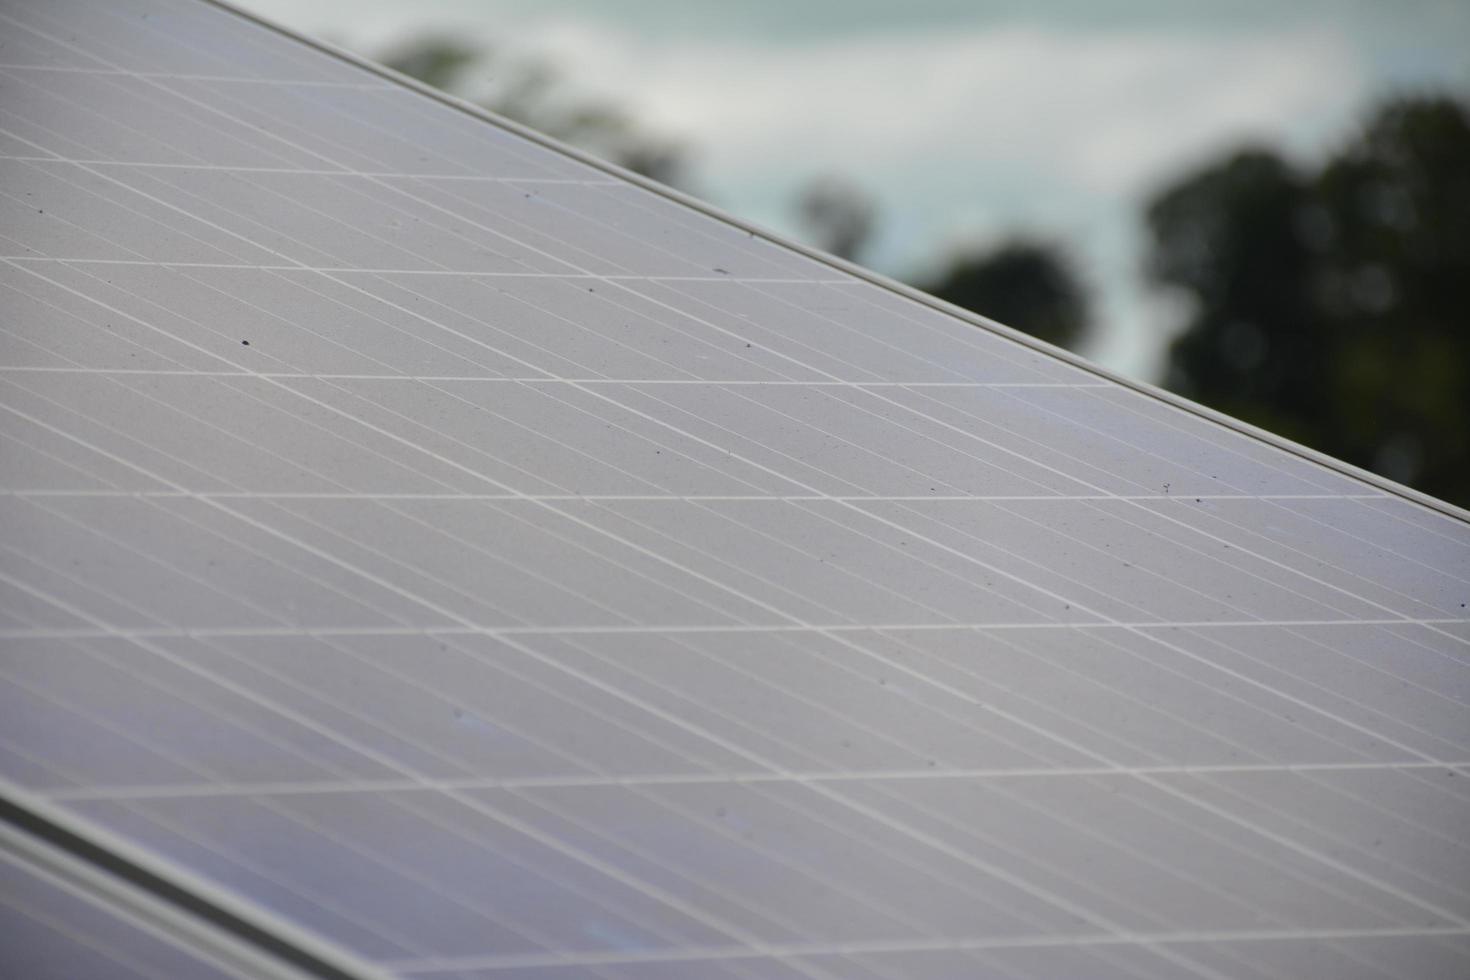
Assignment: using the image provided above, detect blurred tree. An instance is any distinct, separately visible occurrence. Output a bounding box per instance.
[1147,95,1470,504]
[916,240,1091,352]
[379,36,687,187]
[379,36,479,92]
[794,176,876,262]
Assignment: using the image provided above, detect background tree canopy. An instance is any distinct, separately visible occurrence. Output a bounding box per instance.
[915,241,1090,353]
[1147,96,1470,505]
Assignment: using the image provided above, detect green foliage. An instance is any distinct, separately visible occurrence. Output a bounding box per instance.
[380,36,480,93]
[1147,96,1470,504]
[916,240,1091,352]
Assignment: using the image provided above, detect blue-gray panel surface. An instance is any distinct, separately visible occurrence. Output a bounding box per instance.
[2,0,1469,976]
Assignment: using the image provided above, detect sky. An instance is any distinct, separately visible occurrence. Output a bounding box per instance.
[236,0,1470,382]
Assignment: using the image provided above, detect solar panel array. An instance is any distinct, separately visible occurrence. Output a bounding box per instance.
[2,0,1469,976]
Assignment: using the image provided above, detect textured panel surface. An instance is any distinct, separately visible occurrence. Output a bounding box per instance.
[2,0,1469,976]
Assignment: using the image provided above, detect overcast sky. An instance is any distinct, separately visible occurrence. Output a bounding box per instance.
[236,0,1470,381]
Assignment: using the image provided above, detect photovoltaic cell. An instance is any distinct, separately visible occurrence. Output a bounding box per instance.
[1,0,1469,976]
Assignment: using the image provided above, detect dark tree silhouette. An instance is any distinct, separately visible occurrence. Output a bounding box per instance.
[379,36,479,92]
[378,36,687,187]
[1149,150,1319,431]
[1147,96,1470,504]
[794,176,876,262]
[916,240,1091,352]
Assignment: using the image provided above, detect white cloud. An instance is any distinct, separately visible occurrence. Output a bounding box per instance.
[524,22,1364,198]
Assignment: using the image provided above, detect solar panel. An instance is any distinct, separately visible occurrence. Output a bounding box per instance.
[2,0,1468,976]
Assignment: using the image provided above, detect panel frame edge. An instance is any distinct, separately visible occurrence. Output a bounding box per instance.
[0,781,392,980]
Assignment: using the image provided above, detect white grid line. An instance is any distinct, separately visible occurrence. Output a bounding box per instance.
[0,257,846,280]
[378,926,1470,973]
[0,154,626,181]
[30,759,1470,801]
[0,65,391,87]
